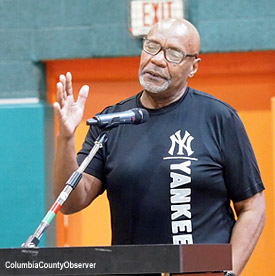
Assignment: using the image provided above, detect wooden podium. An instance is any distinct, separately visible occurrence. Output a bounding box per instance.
[0,244,231,276]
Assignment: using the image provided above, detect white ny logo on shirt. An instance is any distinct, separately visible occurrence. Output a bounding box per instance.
[168,130,194,156]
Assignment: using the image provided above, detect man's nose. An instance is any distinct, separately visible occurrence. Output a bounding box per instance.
[150,50,167,67]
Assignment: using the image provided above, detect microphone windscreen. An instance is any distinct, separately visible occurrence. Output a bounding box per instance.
[132,108,149,124]
[140,108,149,122]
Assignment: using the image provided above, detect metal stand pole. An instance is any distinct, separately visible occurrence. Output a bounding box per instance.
[22,132,108,248]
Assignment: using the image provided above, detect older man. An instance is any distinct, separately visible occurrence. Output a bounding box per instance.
[53,19,265,276]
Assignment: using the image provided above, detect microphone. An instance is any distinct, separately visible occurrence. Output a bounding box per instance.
[86,108,149,128]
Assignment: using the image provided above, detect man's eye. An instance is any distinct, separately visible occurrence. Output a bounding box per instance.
[147,42,159,50]
[168,49,183,59]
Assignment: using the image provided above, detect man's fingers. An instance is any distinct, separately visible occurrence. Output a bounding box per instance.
[59,74,67,99]
[77,85,89,110]
[53,102,62,120]
[56,82,65,107]
[59,72,73,97]
[66,72,73,96]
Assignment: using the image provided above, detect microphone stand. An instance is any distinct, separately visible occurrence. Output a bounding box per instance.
[22,128,109,248]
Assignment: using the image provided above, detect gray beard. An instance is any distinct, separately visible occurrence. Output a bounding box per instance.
[139,74,170,94]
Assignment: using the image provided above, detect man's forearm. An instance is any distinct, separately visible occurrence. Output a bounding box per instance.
[53,133,78,196]
[52,132,87,214]
[230,192,266,275]
[52,132,104,214]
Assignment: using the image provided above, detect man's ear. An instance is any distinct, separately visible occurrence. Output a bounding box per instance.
[189,58,201,78]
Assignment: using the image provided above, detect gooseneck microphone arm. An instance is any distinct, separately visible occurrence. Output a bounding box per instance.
[22,108,149,248]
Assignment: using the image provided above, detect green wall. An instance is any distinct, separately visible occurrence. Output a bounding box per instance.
[1,0,274,100]
[0,0,275,99]
[0,0,274,247]
[0,103,54,247]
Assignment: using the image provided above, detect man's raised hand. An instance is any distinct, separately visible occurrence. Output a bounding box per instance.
[53,72,89,138]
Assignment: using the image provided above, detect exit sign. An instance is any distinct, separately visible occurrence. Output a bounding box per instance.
[129,0,187,37]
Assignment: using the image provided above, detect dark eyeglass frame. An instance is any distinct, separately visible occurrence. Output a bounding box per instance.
[143,37,198,64]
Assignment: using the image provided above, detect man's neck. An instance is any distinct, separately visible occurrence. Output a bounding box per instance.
[140,86,187,109]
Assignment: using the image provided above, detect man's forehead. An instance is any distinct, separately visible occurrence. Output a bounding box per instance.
[148,22,191,43]
[150,20,190,35]
[147,23,191,47]
[147,19,200,53]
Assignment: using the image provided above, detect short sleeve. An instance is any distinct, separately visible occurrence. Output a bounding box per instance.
[221,111,265,202]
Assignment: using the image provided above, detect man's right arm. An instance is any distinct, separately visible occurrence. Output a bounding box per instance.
[52,72,103,214]
[52,133,103,214]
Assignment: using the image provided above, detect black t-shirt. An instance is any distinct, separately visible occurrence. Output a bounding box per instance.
[77,87,264,245]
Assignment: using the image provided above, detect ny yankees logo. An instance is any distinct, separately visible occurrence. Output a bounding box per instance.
[164,129,196,245]
[168,130,194,156]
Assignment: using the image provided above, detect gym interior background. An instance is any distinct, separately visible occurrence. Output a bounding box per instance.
[0,1,274,275]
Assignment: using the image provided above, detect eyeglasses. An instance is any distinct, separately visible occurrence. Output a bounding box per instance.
[143,37,198,64]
